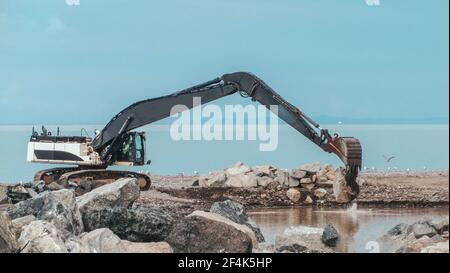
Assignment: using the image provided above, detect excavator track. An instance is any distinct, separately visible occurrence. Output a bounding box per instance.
[34,167,151,191]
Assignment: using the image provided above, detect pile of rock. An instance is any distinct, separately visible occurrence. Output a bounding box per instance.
[193,162,350,203]
[381,217,449,253]
[1,178,263,253]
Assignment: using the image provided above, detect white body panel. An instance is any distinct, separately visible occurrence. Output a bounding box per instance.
[27,140,99,165]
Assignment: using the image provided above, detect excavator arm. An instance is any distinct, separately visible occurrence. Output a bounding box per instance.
[92,72,362,194]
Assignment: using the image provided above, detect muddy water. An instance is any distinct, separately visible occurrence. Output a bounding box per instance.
[249,205,449,253]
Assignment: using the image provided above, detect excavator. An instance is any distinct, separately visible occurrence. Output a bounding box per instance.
[27,72,362,195]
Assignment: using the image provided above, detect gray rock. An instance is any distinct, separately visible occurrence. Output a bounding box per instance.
[7,185,31,203]
[210,200,265,242]
[8,189,83,238]
[82,206,174,242]
[274,169,290,186]
[0,211,17,253]
[387,223,409,236]
[10,215,36,239]
[64,236,92,253]
[288,178,300,187]
[225,173,258,188]
[76,178,140,214]
[166,210,255,253]
[408,221,437,239]
[430,217,449,234]
[304,196,314,204]
[80,228,125,253]
[300,178,312,184]
[421,242,449,253]
[322,224,339,247]
[18,220,68,253]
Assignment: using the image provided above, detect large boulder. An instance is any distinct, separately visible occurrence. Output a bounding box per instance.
[8,189,83,237]
[210,200,265,242]
[0,211,17,253]
[199,172,227,187]
[408,221,437,239]
[18,220,68,253]
[80,228,125,253]
[273,169,290,186]
[322,224,339,247]
[275,234,334,253]
[430,217,449,234]
[253,165,276,178]
[82,206,174,242]
[387,223,409,236]
[421,242,449,253]
[10,215,36,239]
[76,178,140,214]
[166,210,256,253]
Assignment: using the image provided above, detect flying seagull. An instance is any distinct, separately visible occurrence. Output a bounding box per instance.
[383,155,396,162]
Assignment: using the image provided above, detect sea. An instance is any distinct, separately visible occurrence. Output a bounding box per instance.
[0,124,448,183]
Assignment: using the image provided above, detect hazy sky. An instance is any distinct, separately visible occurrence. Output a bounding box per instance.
[0,0,448,124]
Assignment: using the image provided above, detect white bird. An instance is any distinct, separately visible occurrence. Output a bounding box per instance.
[383,155,396,162]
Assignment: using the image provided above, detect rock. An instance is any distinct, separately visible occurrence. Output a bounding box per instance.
[203,172,227,187]
[314,188,328,198]
[76,178,140,214]
[80,228,125,253]
[8,189,83,238]
[33,181,46,193]
[332,167,355,203]
[18,220,68,253]
[10,215,36,239]
[290,169,307,180]
[166,210,256,253]
[256,176,273,187]
[297,162,321,173]
[0,211,17,253]
[286,188,301,203]
[253,165,276,178]
[322,224,339,247]
[82,206,174,242]
[288,178,300,187]
[46,182,64,191]
[430,217,449,234]
[387,223,409,236]
[7,185,31,203]
[301,183,315,191]
[421,242,449,253]
[408,221,437,239]
[225,173,258,188]
[25,188,38,198]
[300,178,312,184]
[396,235,435,253]
[122,241,173,253]
[64,236,92,253]
[304,196,313,204]
[225,162,252,176]
[210,200,265,243]
[274,169,290,186]
[191,179,199,187]
[275,234,334,253]
[0,184,8,204]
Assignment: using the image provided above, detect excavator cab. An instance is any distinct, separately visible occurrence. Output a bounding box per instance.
[114,132,148,166]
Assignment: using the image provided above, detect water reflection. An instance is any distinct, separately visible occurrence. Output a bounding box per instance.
[249,206,449,253]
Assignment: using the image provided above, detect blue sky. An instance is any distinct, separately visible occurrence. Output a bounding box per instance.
[0,0,448,124]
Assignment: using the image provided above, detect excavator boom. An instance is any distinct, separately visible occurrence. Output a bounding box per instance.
[92,72,362,194]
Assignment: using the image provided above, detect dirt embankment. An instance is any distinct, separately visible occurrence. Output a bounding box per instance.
[135,171,449,216]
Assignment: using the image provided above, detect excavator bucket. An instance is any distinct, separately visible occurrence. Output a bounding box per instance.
[327,137,362,196]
